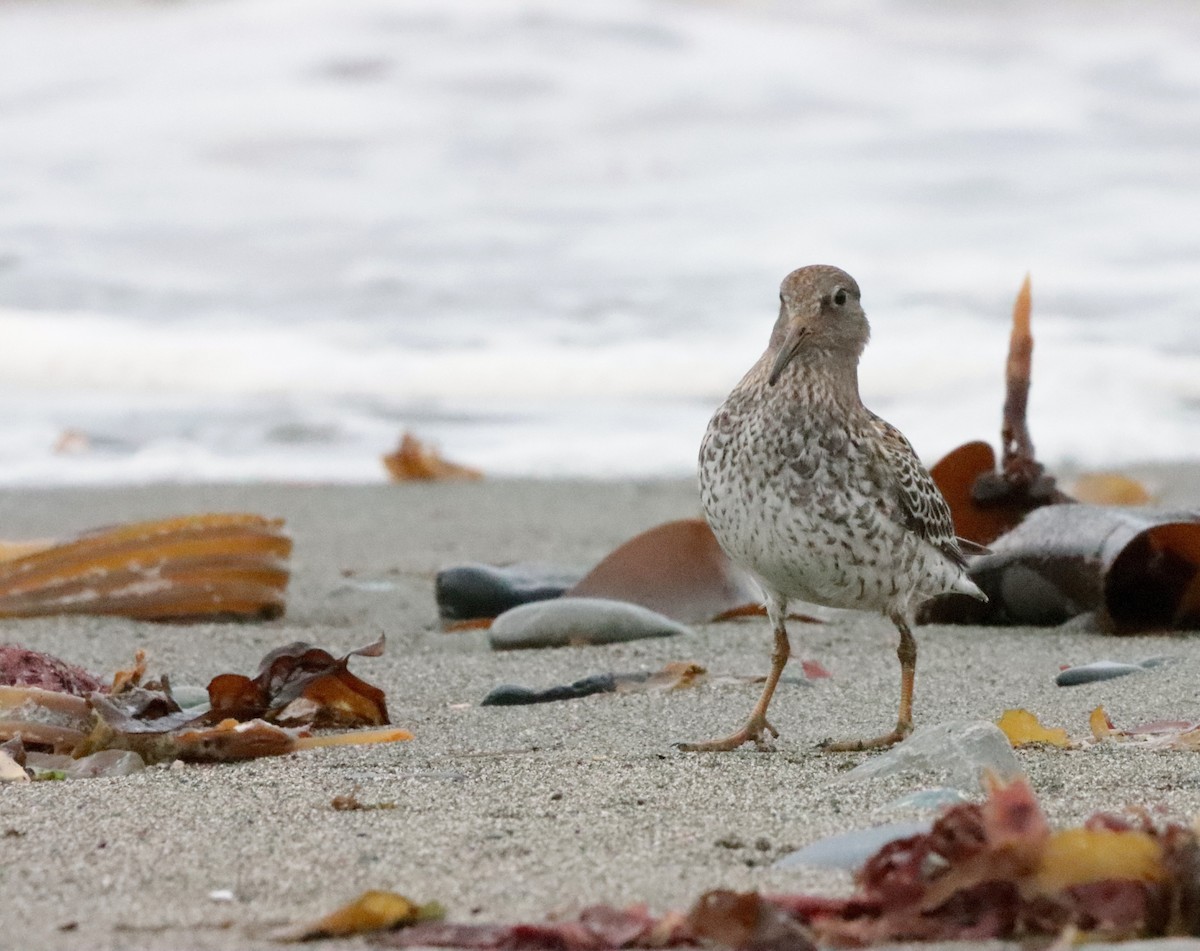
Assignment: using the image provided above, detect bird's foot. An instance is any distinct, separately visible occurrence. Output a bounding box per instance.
[818,721,912,753]
[677,714,778,753]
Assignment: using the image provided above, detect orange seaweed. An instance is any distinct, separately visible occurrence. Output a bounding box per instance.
[383,432,482,481]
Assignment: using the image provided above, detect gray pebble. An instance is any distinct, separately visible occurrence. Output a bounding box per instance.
[1056,660,1143,686]
[489,598,691,650]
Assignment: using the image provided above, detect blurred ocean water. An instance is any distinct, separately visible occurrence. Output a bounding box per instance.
[0,0,1198,483]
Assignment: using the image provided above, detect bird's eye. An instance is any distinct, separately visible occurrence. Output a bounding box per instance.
[832,288,847,307]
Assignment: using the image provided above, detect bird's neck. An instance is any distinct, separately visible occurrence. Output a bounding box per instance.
[761,348,864,415]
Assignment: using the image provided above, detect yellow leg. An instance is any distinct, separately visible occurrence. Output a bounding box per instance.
[678,606,791,752]
[821,615,916,753]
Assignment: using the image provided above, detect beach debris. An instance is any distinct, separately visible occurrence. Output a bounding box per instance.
[0,643,105,694]
[273,890,443,941]
[482,661,812,707]
[378,904,691,950]
[919,277,1200,631]
[0,513,292,622]
[1090,705,1200,750]
[488,598,690,650]
[0,683,94,752]
[996,708,1072,748]
[331,787,397,811]
[1055,657,1172,687]
[1068,472,1151,506]
[207,635,390,728]
[436,520,816,629]
[378,774,1200,947]
[482,674,618,706]
[383,432,482,482]
[90,714,411,765]
[52,427,91,455]
[930,504,1200,632]
[774,821,932,871]
[833,720,1022,792]
[0,641,409,769]
[435,563,582,624]
[800,659,831,679]
[0,740,29,783]
[929,276,1071,548]
[686,891,817,951]
[25,747,145,779]
[567,519,763,624]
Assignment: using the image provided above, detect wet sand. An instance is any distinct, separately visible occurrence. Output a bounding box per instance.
[3,472,1200,950]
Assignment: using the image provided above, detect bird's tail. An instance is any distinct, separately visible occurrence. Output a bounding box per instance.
[950,572,988,602]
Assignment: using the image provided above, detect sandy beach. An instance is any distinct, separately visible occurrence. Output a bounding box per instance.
[4,471,1200,950]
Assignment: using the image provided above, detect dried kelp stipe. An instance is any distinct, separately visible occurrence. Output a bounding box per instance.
[379,775,1200,948]
[383,432,482,482]
[567,519,763,624]
[207,635,389,728]
[0,513,291,622]
[927,504,1200,632]
[930,277,1071,547]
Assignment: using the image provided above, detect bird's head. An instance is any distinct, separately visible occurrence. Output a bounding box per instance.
[767,265,869,386]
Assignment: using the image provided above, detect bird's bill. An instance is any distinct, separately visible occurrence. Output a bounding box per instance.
[767,324,809,386]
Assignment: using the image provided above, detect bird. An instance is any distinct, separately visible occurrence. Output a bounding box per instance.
[684,264,986,753]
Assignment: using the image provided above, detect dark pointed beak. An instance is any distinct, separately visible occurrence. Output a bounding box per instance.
[767,324,808,386]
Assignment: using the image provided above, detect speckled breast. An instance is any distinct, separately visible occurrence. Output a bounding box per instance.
[699,402,938,613]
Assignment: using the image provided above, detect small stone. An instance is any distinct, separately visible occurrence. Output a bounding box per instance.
[833,720,1022,792]
[1056,660,1143,687]
[774,820,931,871]
[488,598,690,651]
[436,563,582,622]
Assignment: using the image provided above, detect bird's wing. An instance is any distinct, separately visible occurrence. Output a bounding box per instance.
[866,413,967,571]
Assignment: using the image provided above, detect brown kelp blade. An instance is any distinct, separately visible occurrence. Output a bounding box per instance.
[566,519,762,624]
[208,635,390,728]
[0,513,291,622]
